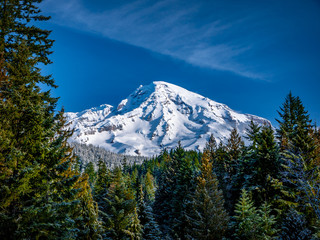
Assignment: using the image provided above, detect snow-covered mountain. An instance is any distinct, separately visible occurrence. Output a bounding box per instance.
[65,81,269,156]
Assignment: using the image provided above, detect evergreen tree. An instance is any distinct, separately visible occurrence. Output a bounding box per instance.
[126,207,142,240]
[258,203,279,239]
[170,146,195,239]
[233,189,278,240]
[85,162,96,187]
[224,128,245,213]
[278,209,312,240]
[233,189,262,239]
[153,151,174,237]
[226,127,244,165]
[247,125,281,205]
[93,158,112,238]
[188,151,229,240]
[142,205,162,240]
[144,170,156,202]
[204,134,217,160]
[136,182,161,240]
[277,93,320,224]
[74,174,102,239]
[153,145,195,239]
[95,159,110,195]
[0,1,100,238]
[103,168,140,240]
[276,92,317,163]
[245,120,262,150]
[281,152,320,220]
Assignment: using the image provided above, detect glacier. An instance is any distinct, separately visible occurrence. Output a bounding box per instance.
[65,81,269,157]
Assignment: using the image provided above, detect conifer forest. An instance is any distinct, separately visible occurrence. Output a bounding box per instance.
[1,1,320,239]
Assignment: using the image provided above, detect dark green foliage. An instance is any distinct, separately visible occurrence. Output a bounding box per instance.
[233,189,278,240]
[153,145,196,239]
[1,9,320,238]
[188,151,229,240]
[246,125,281,205]
[85,162,96,186]
[277,93,320,224]
[278,209,312,240]
[276,92,316,162]
[246,120,262,149]
[136,182,161,240]
[204,133,217,160]
[141,205,162,240]
[233,189,262,239]
[102,168,141,239]
[221,128,245,213]
[0,1,100,238]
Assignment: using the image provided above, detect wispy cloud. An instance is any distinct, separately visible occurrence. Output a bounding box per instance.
[40,0,266,79]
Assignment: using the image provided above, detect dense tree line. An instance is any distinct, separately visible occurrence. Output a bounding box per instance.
[84,93,320,239]
[1,1,320,239]
[71,142,148,170]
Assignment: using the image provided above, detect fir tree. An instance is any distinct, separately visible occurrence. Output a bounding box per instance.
[233,189,278,240]
[276,92,317,162]
[278,208,312,240]
[136,182,161,240]
[126,207,142,240]
[103,168,140,240]
[233,189,262,239]
[0,1,99,238]
[224,128,245,213]
[85,162,96,187]
[142,205,162,240]
[247,125,281,205]
[246,120,262,150]
[204,134,217,160]
[144,170,156,202]
[153,145,195,239]
[188,151,229,240]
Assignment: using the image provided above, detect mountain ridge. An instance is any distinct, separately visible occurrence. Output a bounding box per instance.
[65,81,269,156]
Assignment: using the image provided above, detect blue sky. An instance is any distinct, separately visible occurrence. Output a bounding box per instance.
[39,0,320,125]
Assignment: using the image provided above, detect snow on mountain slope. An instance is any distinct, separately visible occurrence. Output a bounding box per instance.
[65,81,269,156]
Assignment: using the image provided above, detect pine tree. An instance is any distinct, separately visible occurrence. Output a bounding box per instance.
[85,162,96,187]
[276,92,317,162]
[258,203,279,239]
[126,207,142,240]
[74,174,102,239]
[188,151,229,240]
[170,146,195,239]
[224,128,245,213]
[246,120,262,150]
[247,125,281,205]
[233,189,278,240]
[0,1,100,238]
[153,145,196,239]
[278,209,312,240]
[142,205,162,240]
[233,189,262,239]
[103,168,140,240]
[95,159,110,197]
[153,151,175,237]
[204,134,217,160]
[277,93,320,224]
[144,170,156,202]
[136,182,161,240]
[227,127,244,164]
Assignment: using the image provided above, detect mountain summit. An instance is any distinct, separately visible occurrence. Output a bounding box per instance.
[65,81,268,156]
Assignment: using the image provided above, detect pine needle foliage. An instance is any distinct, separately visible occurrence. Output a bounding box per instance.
[188,151,229,240]
[0,1,100,238]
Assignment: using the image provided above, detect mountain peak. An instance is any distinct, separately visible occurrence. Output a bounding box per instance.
[66,82,269,156]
